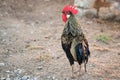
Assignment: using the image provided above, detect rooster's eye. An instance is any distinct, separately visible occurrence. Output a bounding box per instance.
[66,11,72,15]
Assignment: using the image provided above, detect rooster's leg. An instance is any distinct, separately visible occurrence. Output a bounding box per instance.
[79,65,81,76]
[84,62,87,72]
[71,64,74,78]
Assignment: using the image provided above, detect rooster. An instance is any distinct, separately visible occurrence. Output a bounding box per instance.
[61,5,90,77]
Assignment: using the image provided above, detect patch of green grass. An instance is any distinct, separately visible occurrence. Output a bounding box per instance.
[95,34,111,44]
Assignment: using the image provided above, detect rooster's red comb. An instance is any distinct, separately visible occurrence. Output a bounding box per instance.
[62,5,78,14]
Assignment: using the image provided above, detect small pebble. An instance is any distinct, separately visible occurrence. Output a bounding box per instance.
[6,75,10,80]
[14,77,21,80]
[65,77,71,80]
[47,76,51,79]
[0,77,6,80]
[37,66,43,70]
[41,12,45,15]
[31,77,38,80]
[89,64,95,68]
[86,21,93,25]
[52,76,55,80]
[0,63,5,67]
[6,70,10,73]
[21,75,30,80]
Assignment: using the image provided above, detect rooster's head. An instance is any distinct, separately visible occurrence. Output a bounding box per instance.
[62,5,78,22]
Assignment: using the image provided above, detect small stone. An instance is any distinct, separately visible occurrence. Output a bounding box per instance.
[0,77,6,80]
[2,39,6,42]
[3,32,7,36]
[6,75,11,80]
[52,76,55,80]
[14,77,21,80]
[55,56,60,59]
[65,77,70,80]
[14,69,23,77]
[6,70,10,73]
[20,20,24,23]
[50,22,53,25]
[86,21,93,25]
[89,64,95,68]
[47,76,51,79]
[21,75,30,80]
[41,12,45,15]
[37,66,43,70]
[31,78,38,80]
[0,63,5,67]
[30,31,34,34]
[17,69,22,74]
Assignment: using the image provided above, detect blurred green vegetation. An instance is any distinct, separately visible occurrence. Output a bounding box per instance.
[95,34,112,44]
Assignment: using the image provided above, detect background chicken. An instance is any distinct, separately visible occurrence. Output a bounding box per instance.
[93,0,111,17]
[93,0,120,17]
[61,5,90,78]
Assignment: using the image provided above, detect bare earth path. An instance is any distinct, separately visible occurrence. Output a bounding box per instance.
[0,0,120,80]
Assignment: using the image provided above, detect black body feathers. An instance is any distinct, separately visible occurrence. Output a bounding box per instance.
[61,15,90,72]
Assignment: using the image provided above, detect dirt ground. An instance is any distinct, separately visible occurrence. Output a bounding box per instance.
[0,0,120,80]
